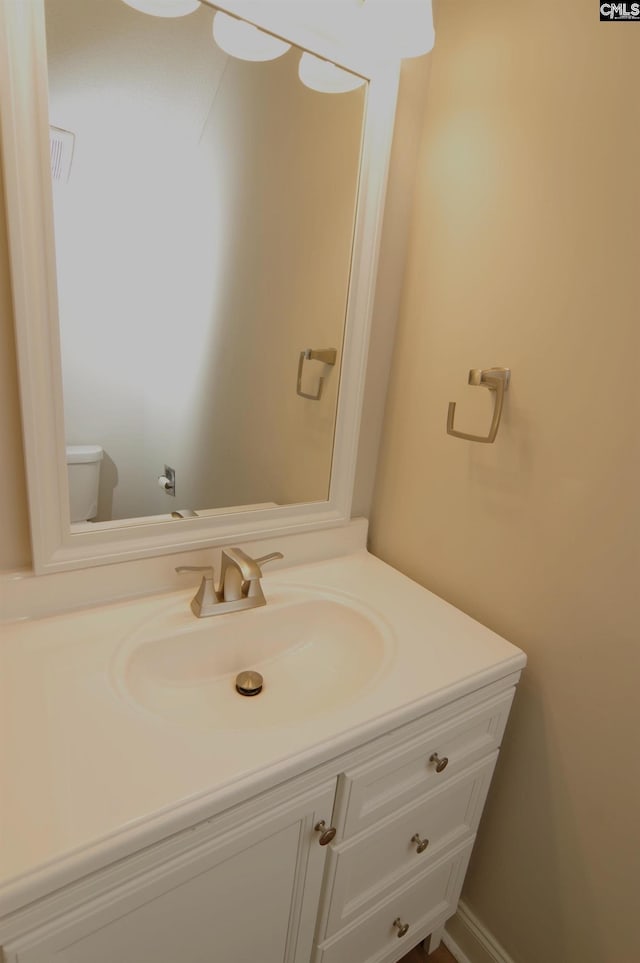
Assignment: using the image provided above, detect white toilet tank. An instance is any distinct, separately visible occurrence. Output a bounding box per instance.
[66,445,103,523]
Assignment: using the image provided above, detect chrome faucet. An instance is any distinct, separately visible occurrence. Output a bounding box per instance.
[176,548,283,618]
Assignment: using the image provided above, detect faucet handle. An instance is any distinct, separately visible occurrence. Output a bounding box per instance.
[254,552,284,569]
[175,565,218,617]
[243,552,284,597]
[175,565,214,577]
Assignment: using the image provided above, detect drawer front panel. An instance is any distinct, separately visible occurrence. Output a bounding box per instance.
[337,689,514,838]
[323,753,497,937]
[315,839,474,963]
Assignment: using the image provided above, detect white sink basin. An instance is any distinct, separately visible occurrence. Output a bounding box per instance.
[112,587,394,729]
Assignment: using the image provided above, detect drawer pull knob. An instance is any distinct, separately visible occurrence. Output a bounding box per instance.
[314,820,337,845]
[430,752,449,773]
[393,917,410,938]
[411,833,429,854]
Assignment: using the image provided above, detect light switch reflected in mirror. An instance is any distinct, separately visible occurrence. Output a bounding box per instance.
[44,0,366,530]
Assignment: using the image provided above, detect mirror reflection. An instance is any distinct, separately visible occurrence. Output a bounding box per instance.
[44,0,366,528]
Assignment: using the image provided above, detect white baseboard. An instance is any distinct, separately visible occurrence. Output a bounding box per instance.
[442,931,474,963]
[442,900,517,963]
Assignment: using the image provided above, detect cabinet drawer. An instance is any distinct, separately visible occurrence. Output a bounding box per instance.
[315,838,474,963]
[335,689,514,838]
[322,753,497,937]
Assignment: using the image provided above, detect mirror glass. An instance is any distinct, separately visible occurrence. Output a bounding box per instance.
[43,0,366,529]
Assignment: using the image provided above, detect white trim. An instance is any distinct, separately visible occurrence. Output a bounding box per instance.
[442,931,475,963]
[443,900,518,963]
[0,0,400,574]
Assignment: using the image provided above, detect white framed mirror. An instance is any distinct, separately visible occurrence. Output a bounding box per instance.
[0,0,400,573]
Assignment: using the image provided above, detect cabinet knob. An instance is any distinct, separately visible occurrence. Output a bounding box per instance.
[393,917,410,938]
[314,820,337,846]
[411,833,429,854]
[430,751,449,773]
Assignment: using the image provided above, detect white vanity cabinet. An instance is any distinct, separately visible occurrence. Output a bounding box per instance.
[312,682,516,963]
[0,677,519,963]
[1,779,337,963]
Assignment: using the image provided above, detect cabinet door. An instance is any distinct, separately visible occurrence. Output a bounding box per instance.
[5,782,335,963]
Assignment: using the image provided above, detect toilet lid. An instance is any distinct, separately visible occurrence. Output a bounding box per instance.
[66,445,104,464]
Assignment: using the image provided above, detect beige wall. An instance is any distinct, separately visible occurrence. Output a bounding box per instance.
[370,1,640,962]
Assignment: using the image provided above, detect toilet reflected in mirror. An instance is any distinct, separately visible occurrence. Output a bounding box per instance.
[66,445,103,525]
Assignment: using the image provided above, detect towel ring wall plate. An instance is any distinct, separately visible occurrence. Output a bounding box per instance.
[447,367,511,444]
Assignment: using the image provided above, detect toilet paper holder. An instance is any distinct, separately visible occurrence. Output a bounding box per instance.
[158,464,176,496]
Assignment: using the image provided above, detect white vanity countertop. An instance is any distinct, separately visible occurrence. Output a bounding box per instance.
[0,551,525,917]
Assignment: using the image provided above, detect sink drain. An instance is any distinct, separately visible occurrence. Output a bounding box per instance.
[235,670,264,697]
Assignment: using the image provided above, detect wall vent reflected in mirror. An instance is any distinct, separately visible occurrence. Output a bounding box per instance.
[44,0,367,531]
[49,125,75,183]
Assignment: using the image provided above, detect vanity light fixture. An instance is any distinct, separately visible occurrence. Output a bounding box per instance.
[120,0,200,17]
[119,1,435,60]
[298,53,365,94]
[212,12,291,62]
[362,0,435,58]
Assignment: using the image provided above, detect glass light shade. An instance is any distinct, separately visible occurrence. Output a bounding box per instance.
[363,0,435,58]
[121,0,200,17]
[212,12,291,62]
[298,53,365,94]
